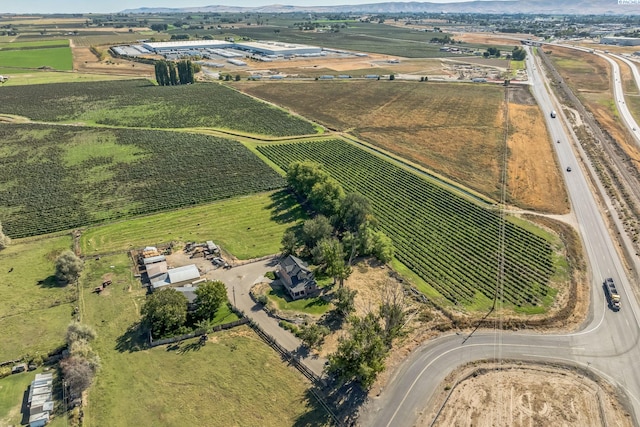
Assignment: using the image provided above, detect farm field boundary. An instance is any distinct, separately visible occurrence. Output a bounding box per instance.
[258,139,564,312]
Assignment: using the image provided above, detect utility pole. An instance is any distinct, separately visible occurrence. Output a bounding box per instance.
[232,286,236,307]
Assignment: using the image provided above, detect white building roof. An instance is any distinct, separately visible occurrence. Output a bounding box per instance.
[167,264,200,284]
[143,40,233,50]
[143,255,166,265]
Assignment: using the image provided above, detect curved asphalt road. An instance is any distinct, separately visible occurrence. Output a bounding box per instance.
[360,46,640,426]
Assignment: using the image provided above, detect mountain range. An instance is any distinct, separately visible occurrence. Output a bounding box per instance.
[121,1,640,15]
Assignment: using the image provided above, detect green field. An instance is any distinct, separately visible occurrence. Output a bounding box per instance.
[79,254,327,427]
[80,191,305,259]
[0,124,286,238]
[0,46,72,73]
[0,234,75,360]
[1,72,135,86]
[258,139,561,311]
[0,39,69,49]
[268,286,332,316]
[0,79,318,136]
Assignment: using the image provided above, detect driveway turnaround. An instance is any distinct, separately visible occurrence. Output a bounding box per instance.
[208,257,328,377]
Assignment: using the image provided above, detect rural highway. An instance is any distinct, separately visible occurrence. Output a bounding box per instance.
[360,47,640,426]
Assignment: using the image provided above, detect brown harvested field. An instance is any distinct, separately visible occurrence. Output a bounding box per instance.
[548,46,640,165]
[453,32,530,46]
[422,362,633,427]
[237,80,506,198]
[507,101,569,214]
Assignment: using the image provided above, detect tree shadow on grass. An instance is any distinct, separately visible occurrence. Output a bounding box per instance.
[293,380,367,427]
[317,310,346,333]
[268,190,307,224]
[177,338,206,354]
[115,322,148,353]
[37,275,65,288]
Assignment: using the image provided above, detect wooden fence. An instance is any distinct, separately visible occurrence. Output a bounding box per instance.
[149,318,249,348]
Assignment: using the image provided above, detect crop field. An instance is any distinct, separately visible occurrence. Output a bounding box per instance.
[239,81,506,198]
[0,79,318,137]
[80,254,327,427]
[202,22,460,58]
[80,191,305,259]
[258,139,558,310]
[0,46,72,74]
[0,124,286,238]
[0,234,75,360]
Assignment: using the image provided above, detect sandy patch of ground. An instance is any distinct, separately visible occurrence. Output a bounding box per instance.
[71,44,154,77]
[420,362,633,427]
[507,102,570,214]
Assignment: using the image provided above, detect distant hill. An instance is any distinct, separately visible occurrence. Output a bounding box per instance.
[121,1,639,15]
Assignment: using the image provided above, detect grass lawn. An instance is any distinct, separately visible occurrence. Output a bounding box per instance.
[0,39,69,49]
[0,46,72,71]
[268,285,332,316]
[80,191,305,259]
[0,234,75,360]
[79,254,328,427]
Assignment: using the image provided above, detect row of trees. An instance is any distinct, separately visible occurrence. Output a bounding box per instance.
[60,322,100,399]
[283,160,394,286]
[154,60,196,86]
[141,280,227,338]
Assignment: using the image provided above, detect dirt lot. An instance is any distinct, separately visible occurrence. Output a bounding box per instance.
[420,362,633,427]
[71,43,154,77]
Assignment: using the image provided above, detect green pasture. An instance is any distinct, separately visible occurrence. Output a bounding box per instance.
[0,39,68,49]
[80,191,305,259]
[79,254,327,427]
[0,46,72,72]
[0,234,75,360]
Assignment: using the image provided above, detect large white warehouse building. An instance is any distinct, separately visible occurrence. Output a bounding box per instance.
[142,40,322,57]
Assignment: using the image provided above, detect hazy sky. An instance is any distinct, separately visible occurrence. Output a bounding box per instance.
[4,0,485,14]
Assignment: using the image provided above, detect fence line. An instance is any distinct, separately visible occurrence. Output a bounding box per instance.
[149,318,249,347]
[245,319,341,426]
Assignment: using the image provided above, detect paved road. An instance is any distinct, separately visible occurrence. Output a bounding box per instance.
[360,47,640,426]
[208,257,328,377]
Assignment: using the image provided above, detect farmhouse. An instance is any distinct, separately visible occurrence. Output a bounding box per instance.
[27,372,54,427]
[151,264,201,290]
[174,286,199,311]
[277,255,318,300]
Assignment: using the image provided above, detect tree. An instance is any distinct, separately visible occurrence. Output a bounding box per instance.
[334,286,357,317]
[168,61,178,85]
[150,23,168,32]
[302,215,333,251]
[287,160,327,196]
[299,324,330,349]
[337,192,373,233]
[308,177,345,217]
[60,356,94,398]
[318,238,350,286]
[66,322,96,345]
[511,46,527,61]
[141,288,188,338]
[0,221,11,250]
[194,280,227,321]
[371,231,394,263]
[55,250,83,284]
[379,279,406,345]
[326,312,387,388]
[154,60,170,86]
[280,230,298,256]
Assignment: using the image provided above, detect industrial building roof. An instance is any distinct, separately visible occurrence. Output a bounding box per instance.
[143,40,233,50]
[143,255,166,265]
[146,261,168,279]
[168,264,200,284]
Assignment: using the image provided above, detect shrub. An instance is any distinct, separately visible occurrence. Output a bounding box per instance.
[265,271,276,280]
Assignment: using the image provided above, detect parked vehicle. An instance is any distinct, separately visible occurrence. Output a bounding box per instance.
[550,110,557,118]
[566,166,572,172]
